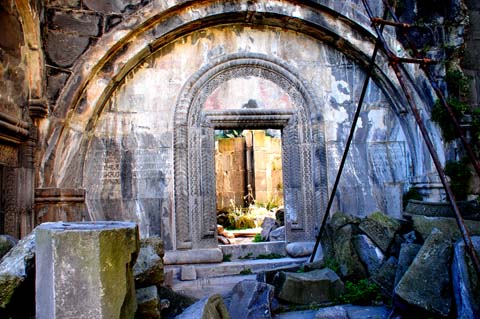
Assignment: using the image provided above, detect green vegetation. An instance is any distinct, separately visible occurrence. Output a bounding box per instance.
[222,254,232,262]
[239,252,253,260]
[403,187,423,207]
[323,258,340,275]
[252,233,265,242]
[338,279,383,305]
[256,253,283,259]
[445,159,472,200]
[431,96,469,142]
[240,268,253,275]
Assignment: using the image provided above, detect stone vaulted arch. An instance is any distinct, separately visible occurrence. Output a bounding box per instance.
[36,0,446,248]
[173,53,327,249]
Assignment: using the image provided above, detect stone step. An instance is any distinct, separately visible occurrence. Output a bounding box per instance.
[219,241,287,260]
[165,257,308,283]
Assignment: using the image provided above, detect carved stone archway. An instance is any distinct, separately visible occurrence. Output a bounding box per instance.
[173,53,328,249]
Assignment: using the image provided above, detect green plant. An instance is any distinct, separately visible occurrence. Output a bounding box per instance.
[403,187,423,208]
[445,159,472,200]
[239,253,253,260]
[446,69,470,100]
[222,254,232,262]
[338,279,383,305]
[240,268,252,275]
[431,97,469,142]
[296,265,305,273]
[323,258,340,275]
[252,233,265,242]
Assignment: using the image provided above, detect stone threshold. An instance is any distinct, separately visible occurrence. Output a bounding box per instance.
[165,256,308,281]
[166,257,308,299]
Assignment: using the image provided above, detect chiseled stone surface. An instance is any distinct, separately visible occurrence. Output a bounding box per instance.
[176,293,229,319]
[229,279,275,319]
[36,222,139,319]
[135,285,160,319]
[353,234,385,276]
[286,242,315,258]
[394,229,452,317]
[133,244,164,288]
[411,215,480,241]
[359,212,401,253]
[277,269,344,305]
[452,237,480,319]
[164,248,223,265]
[0,232,35,312]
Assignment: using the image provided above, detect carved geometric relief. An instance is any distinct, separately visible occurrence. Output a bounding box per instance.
[174,53,328,249]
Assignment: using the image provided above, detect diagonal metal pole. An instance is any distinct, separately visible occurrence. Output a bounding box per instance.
[381,0,480,180]
[362,0,480,276]
[309,11,387,263]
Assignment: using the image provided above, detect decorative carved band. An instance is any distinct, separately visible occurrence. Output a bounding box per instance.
[0,112,29,144]
[35,188,86,203]
[28,98,49,119]
[205,109,294,128]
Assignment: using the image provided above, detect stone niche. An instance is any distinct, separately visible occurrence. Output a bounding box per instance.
[83,24,417,251]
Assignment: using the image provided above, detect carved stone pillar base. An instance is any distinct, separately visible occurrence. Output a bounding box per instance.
[34,188,87,224]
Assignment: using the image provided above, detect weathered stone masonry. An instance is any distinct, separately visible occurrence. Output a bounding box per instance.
[1,1,479,252]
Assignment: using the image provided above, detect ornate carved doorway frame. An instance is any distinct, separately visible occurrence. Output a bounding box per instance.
[173,53,328,250]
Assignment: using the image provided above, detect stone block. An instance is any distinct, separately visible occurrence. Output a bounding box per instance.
[0,235,17,259]
[260,217,278,241]
[277,269,344,305]
[314,305,348,319]
[36,222,139,319]
[452,237,480,319]
[371,256,397,295]
[136,286,160,319]
[331,224,367,280]
[394,229,452,317]
[46,31,90,67]
[163,248,223,265]
[394,243,421,287]
[353,234,384,276]
[133,245,164,288]
[48,9,101,36]
[228,279,274,319]
[286,241,315,258]
[176,293,229,319]
[411,215,480,241]
[359,212,401,253]
[180,265,197,281]
[82,0,143,14]
[0,232,35,316]
[269,225,285,241]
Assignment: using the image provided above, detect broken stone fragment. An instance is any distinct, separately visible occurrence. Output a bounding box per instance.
[0,232,35,316]
[261,217,278,241]
[136,286,161,319]
[35,222,139,319]
[228,279,275,319]
[133,244,164,288]
[331,224,367,280]
[314,305,349,319]
[359,211,401,253]
[371,256,397,296]
[286,241,315,258]
[452,236,480,319]
[411,215,480,241]
[394,228,452,317]
[176,293,229,319]
[269,226,285,241]
[394,243,421,287]
[277,269,344,305]
[353,234,385,276]
[0,235,17,260]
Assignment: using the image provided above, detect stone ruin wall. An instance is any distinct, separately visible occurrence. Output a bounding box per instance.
[1,0,479,245]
